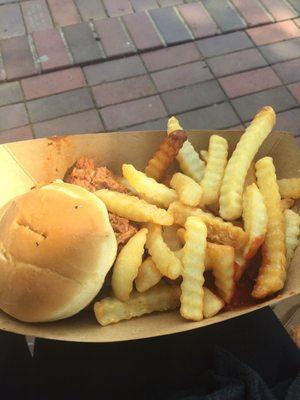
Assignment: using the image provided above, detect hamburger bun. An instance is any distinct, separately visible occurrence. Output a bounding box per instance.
[0,180,117,322]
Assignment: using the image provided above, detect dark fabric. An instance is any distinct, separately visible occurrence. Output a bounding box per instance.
[0,307,299,400]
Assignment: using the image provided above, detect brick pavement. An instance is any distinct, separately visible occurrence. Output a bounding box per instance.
[0,0,299,144]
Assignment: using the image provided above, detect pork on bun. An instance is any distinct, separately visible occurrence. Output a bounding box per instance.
[0,180,117,322]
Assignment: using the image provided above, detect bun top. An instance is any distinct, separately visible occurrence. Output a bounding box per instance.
[0,181,117,322]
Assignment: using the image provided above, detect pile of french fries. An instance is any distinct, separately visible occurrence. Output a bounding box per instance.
[94,106,300,326]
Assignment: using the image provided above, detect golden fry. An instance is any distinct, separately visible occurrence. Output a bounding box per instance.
[145,128,187,181]
[122,164,177,208]
[203,288,225,318]
[200,150,208,163]
[170,172,202,207]
[95,189,173,225]
[242,183,267,260]
[162,225,183,251]
[112,228,148,301]
[168,201,248,249]
[219,106,276,220]
[252,157,286,299]
[244,162,256,188]
[205,243,235,303]
[180,216,207,321]
[281,198,295,212]
[177,227,185,245]
[168,117,205,182]
[94,283,180,326]
[201,135,228,206]
[146,224,182,280]
[278,178,300,199]
[135,257,162,293]
[284,209,300,264]
[234,251,248,282]
[116,176,138,195]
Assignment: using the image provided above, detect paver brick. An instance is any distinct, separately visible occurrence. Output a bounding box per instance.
[21,67,86,100]
[142,42,200,72]
[27,87,94,123]
[0,82,23,106]
[178,3,219,39]
[130,0,158,11]
[177,102,240,130]
[92,75,156,107]
[219,67,282,98]
[157,0,183,5]
[0,4,25,39]
[0,125,33,144]
[259,38,300,63]
[149,7,192,45]
[32,28,69,71]
[21,0,53,33]
[275,108,300,136]
[100,95,167,130]
[123,12,163,51]
[260,0,298,21]
[0,103,28,131]
[207,48,267,77]
[94,18,135,57]
[288,82,300,103]
[124,117,167,130]
[197,32,253,58]
[247,21,300,46]
[232,87,297,121]
[47,0,81,26]
[287,0,300,13]
[272,59,300,84]
[231,0,271,26]
[202,0,246,32]
[162,80,226,114]
[63,22,103,63]
[103,0,133,17]
[83,56,146,85]
[75,0,106,20]
[151,61,212,92]
[1,36,36,80]
[33,110,103,137]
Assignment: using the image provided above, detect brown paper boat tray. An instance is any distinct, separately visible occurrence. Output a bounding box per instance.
[0,130,299,342]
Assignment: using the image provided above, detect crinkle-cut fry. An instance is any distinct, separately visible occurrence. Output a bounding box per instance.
[94,283,180,326]
[219,106,276,220]
[180,216,207,321]
[252,157,286,299]
[200,150,208,164]
[233,251,248,282]
[284,209,300,265]
[242,183,267,260]
[135,256,162,293]
[95,189,173,226]
[244,162,256,189]
[116,176,138,195]
[162,225,183,251]
[145,129,187,181]
[203,288,225,318]
[281,198,295,212]
[122,164,177,208]
[168,116,205,183]
[170,172,202,207]
[201,135,228,206]
[168,201,248,249]
[146,223,182,280]
[112,228,148,301]
[205,243,235,303]
[278,178,300,199]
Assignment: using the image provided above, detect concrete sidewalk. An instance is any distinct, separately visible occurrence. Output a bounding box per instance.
[0,0,299,143]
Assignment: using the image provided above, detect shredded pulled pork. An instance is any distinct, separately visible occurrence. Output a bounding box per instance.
[65,157,137,246]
